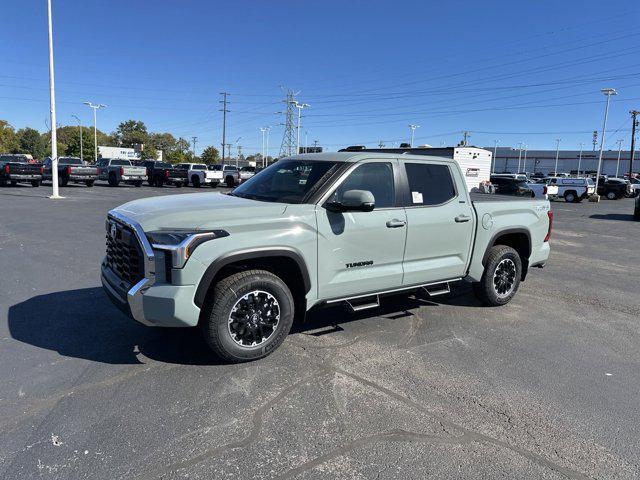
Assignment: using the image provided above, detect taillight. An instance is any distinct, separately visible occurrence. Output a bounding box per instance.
[120,167,124,176]
[543,185,547,195]
[165,170,170,178]
[146,168,149,177]
[66,166,71,175]
[40,166,44,174]
[544,211,553,242]
[4,164,9,174]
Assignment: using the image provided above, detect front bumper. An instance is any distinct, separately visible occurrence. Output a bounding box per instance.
[100,211,200,328]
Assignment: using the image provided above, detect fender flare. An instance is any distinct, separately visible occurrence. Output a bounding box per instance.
[194,247,311,308]
[481,228,532,278]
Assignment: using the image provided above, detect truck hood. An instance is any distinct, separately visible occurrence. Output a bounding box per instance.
[112,192,288,231]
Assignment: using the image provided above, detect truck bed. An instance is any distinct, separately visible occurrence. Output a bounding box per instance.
[470,192,539,203]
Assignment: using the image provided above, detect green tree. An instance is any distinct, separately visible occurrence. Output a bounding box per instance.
[201,146,220,164]
[140,144,158,160]
[115,120,148,147]
[16,127,46,159]
[0,120,19,153]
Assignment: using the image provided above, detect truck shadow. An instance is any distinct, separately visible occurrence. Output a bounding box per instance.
[590,213,636,222]
[7,287,220,365]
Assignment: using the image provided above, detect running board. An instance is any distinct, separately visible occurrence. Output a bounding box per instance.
[345,295,380,312]
[421,282,451,297]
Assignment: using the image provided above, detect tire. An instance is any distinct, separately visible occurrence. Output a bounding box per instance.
[10,180,17,186]
[108,173,119,187]
[225,176,234,188]
[175,182,182,188]
[31,180,41,187]
[473,245,522,307]
[0,178,6,187]
[564,191,577,203]
[201,269,295,362]
[192,175,201,188]
[134,180,143,187]
[211,182,218,188]
[60,176,68,187]
[148,178,155,187]
[606,191,617,200]
[85,180,94,187]
[157,179,164,187]
[634,207,640,221]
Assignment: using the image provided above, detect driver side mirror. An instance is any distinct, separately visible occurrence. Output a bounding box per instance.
[325,189,375,213]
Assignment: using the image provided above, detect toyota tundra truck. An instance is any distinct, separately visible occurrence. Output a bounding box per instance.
[97,158,147,187]
[101,152,552,362]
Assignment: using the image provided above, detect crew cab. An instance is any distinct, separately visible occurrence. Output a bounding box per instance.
[42,157,99,187]
[175,163,219,188]
[98,158,147,187]
[208,164,241,187]
[543,177,595,203]
[143,161,187,188]
[0,153,43,187]
[101,152,552,362]
[597,178,631,200]
[490,175,534,197]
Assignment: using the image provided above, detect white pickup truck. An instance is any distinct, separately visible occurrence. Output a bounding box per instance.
[175,163,220,188]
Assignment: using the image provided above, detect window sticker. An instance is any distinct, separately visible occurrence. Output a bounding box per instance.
[412,191,423,204]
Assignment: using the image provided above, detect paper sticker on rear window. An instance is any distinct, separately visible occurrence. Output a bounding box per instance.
[412,191,423,204]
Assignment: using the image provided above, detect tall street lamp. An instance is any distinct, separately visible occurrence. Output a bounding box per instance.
[577,142,584,176]
[553,139,561,175]
[408,124,420,146]
[83,101,106,163]
[47,0,62,199]
[592,88,617,200]
[72,115,83,161]
[492,140,499,174]
[294,101,309,154]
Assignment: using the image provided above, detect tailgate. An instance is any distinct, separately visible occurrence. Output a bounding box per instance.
[9,163,42,175]
[123,166,146,176]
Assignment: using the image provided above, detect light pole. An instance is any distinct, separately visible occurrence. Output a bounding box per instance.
[71,115,83,162]
[408,124,420,146]
[593,88,618,200]
[615,139,623,177]
[234,137,241,168]
[553,139,561,175]
[577,143,584,176]
[260,127,267,167]
[517,141,524,172]
[83,102,106,163]
[46,0,61,199]
[492,140,498,174]
[265,127,271,167]
[294,102,309,154]
[522,144,528,173]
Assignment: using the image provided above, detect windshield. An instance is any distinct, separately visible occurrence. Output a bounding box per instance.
[232,159,341,204]
[59,157,82,165]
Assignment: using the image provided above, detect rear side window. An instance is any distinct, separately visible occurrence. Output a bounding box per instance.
[405,163,456,206]
[111,160,131,166]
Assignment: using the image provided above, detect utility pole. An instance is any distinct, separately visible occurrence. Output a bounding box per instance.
[84,102,106,163]
[226,144,231,162]
[523,144,528,173]
[461,131,470,146]
[517,142,524,172]
[72,114,83,162]
[237,144,242,166]
[630,110,639,178]
[294,101,309,154]
[219,92,230,163]
[47,0,61,198]
[593,88,617,199]
[191,136,197,158]
[492,140,498,174]
[592,130,598,151]
[265,127,270,166]
[615,139,623,177]
[577,143,584,176]
[279,89,298,157]
[553,138,561,175]
[408,124,420,146]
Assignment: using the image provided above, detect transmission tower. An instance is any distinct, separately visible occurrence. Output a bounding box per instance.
[279,89,298,158]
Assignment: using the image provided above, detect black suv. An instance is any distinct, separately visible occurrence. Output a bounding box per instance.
[490,176,534,197]
[597,178,630,200]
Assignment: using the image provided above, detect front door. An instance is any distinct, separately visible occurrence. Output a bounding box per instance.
[401,160,475,285]
[316,160,407,300]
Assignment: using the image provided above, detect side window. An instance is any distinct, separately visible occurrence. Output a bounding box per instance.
[405,163,456,206]
[333,162,395,208]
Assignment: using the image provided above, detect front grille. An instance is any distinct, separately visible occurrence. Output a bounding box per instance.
[105,220,145,287]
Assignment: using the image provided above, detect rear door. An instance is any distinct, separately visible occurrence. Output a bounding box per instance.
[400,160,475,286]
[316,159,407,299]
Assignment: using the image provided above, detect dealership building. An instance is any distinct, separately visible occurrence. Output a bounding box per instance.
[490,146,639,176]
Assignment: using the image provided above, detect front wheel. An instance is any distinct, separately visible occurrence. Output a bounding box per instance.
[564,191,576,203]
[606,191,617,200]
[192,175,201,188]
[201,269,295,362]
[31,180,41,187]
[473,245,522,307]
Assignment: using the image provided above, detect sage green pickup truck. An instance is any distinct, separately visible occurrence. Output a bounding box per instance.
[101,152,552,362]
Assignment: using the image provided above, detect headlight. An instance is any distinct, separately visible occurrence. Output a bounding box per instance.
[146,229,229,268]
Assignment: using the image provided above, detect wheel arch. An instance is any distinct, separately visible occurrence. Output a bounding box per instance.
[194,247,311,312]
[482,228,531,281]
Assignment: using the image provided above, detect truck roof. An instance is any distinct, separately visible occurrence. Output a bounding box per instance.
[287,151,457,164]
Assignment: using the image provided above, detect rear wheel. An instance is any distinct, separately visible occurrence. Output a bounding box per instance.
[133,180,143,187]
[60,176,68,187]
[564,191,577,203]
[85,180,94,187]
[175,181,182,188]
[31,180,41,187]
[606,191,617,200]
[192,175,201,188]
[473,245,522,306]
[108,173,119,187]
[201,269,295,362]
[225,176,234,188]
[10,180,17,186]
[634,207,640,221]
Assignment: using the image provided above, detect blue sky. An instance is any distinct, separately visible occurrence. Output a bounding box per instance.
[1,0,639,155]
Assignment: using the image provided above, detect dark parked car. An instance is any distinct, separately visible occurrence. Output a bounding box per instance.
[490,175,534,197]
[42,157,98,187]
[143,161,187,187]
[635,195,640,221]
[597,178,630,200]
[0,153,43,187]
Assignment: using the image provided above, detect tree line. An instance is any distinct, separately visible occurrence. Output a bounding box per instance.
[0,119,221,164]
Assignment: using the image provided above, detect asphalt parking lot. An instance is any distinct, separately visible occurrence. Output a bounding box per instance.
[1,182,639,479]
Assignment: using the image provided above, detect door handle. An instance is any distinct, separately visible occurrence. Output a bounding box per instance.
[454,214,471,223]
[386,219,406,228]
